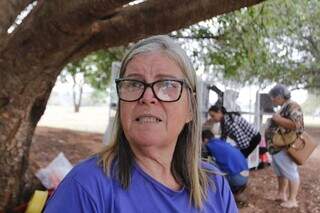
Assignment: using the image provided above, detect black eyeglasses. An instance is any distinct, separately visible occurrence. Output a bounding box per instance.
[115,78,189,102]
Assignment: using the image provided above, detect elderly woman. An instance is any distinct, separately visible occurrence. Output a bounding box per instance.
[206,105,261,158]
[44,35,237,212]
[265,84,304,209]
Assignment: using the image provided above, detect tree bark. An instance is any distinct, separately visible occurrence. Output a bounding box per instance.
[0,0,265,210]
[0,0,35,32]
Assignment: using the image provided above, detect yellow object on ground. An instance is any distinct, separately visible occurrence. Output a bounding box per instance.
[25,190,48,213]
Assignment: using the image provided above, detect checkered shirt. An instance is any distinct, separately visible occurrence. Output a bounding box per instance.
[224,114,259,149]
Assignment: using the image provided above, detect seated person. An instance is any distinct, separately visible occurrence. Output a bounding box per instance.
[202,129,249,196]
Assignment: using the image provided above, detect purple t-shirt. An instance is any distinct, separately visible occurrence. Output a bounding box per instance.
[44,157,238,213]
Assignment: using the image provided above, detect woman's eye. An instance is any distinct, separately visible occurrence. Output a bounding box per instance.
[126,81,143,88]
[161,81,177,88]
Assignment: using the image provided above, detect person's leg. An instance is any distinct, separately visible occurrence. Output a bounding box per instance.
[240,133,261,158]
[277,176,288,201]
[280,179,299,208]
[271,152,288,201]
[288,180,299,202]
[273,150,300,208]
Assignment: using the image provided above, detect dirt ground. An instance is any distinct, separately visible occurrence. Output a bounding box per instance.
[26,126,320,212]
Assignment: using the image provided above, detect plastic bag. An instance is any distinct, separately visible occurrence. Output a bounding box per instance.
[35,152,73,189]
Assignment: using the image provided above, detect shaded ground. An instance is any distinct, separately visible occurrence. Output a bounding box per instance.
[25,126,320,212]
[22,127,104,203]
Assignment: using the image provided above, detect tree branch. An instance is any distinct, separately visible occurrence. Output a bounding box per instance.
[169,35,221,40]
[0,0,36,47]
[36,0,135,33]
[1,0,134,71]
[0,0,35,33]
[1,0,266,78]
[73,0,266,58]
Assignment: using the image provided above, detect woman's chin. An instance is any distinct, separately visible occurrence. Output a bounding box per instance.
[130,135,169,149]
[135,138,162,146]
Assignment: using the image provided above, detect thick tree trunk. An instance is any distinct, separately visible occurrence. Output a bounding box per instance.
[0,68,57,211]
[0,0,265,210]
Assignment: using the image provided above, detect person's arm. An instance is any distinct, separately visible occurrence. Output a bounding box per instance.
[272,113,296,130]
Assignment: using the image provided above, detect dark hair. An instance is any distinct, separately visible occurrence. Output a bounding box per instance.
[201,129,214,142]
[208,104,240,140]
[208,104,227,114]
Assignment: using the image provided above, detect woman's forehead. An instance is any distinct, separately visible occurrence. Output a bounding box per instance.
[124,52,184,78]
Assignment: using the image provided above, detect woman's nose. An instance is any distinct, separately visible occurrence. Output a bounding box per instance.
[139,87,158,104]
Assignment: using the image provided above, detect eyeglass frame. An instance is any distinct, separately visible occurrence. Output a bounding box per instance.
[115,78,191,102]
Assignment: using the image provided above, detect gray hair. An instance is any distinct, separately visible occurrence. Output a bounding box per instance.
[119,35,197,91]
[99,35,209,208]
[269,84,291,100]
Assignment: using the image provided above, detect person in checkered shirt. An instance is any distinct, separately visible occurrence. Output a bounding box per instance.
[207,105,261,158]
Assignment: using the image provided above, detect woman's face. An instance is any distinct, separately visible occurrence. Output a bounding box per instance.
[120,52,192,151]
[270,96,285,106]
[208,110,223,122]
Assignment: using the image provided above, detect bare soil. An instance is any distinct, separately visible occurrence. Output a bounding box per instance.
[25,126,320,212]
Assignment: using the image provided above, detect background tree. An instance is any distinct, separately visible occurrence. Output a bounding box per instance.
[0,0,266,210]
[179,0,320,90]
[61,47,124,112]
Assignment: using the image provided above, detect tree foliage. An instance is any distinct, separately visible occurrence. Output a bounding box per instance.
[60,47,124,111]
[64,47,125,91]
[179,0,320,90]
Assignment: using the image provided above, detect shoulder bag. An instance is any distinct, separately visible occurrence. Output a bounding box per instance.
[287,131,318,165]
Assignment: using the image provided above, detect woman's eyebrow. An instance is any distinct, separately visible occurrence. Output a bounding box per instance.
[124,73,181,80]
[124,73,144,78]
[154,74,180,79]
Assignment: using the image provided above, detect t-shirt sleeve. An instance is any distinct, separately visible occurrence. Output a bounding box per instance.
[288,103,304,131]
[44,176,98,213]
[218,175,239,213]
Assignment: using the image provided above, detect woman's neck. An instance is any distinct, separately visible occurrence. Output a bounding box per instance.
[134,150,181,190]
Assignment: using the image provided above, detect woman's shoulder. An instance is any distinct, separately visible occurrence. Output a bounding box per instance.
[225,113,242,123]
[44,156,115,212]
[68,156,105,177]
[63,155,114,191]
[201,161,226,182]
[287,100,301,108]
[283,100,303,117]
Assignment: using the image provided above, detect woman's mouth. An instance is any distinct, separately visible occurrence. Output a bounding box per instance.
[135,116,162,123]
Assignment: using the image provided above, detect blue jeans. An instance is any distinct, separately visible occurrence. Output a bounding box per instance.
[226,172,248,193]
